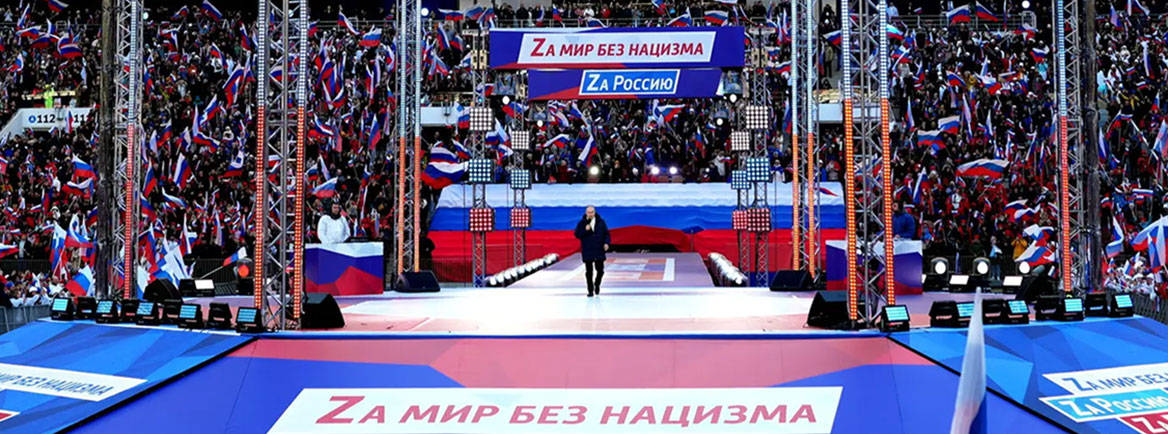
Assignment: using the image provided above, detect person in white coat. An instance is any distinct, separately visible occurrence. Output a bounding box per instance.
[317,200,351,244]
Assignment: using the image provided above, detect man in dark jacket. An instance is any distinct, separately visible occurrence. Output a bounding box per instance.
[574,206,610,297]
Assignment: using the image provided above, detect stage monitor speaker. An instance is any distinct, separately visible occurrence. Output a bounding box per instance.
[301,293,345,329]
[236,278,254,296]
[1015,276,1054,303]
[396,271,441,293]
[806,291,859,330]
[770,270,813,292]
[178,279,197,297]
[144,280,180,303]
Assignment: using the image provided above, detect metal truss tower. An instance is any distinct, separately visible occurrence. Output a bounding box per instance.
[111,0,142,299]
[746,28,772,288]
[792,0,820,275]
[842,0,892,324]
[396,0,423,279]
[466,29,491,287]
[1055,0,1087,294]
[253,0,309,330]
[511,73,529,267]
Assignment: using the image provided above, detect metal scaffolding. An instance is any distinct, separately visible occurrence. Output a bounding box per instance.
[792,0,820,275]
[253,0,308,330]
[842,0,891,324]
[396,0,423,278]
[111,0,142,299]
[466,29,491,287]
[747,28,772,287]
[1055,0,1088,294]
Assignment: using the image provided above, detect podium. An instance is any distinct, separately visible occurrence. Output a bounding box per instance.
[305,242,384,296]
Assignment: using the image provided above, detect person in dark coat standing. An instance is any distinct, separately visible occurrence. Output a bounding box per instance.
[574,206,610,297]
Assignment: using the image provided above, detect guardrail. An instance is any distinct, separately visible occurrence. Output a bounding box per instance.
[1132,293,1168,325]
[0,305,52,334]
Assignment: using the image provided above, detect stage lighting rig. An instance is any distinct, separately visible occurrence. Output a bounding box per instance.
[469,208,496,233]
[745,208,771,233]
[76,297,97,320]
[744,105,769,130]
[509,169,531,190]
[1111,294,1134,317]
[467,159,493,184]
[510,208,531,229]
[469,107,493,132]
[178,304,205,330]
[206,303,233,330]
[1085,293,1109,317]
[1018,261,1032,275]
[879,305,910,332]
[745,157,770,182]
[51,297,74,321]
[730,170,751,190]
[730,131,751,152]
[95,299,120,324]
[590,166,602,176]
[135,301,162,326]
[650,166,661,176]
[511,130,530,151]
[235,307,265,333]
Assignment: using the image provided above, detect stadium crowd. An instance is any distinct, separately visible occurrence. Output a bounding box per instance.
[0,0,1160,302]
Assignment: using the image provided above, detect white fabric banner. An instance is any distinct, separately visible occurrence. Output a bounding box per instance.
[438,182,845,209]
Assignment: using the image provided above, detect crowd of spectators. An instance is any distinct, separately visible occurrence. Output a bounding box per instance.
[1,0,1153,299]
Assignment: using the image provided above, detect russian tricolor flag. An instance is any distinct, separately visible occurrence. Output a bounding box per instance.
[974,3,999,21]
[66,266,94,297]
[46,0,69,13]
[886,24,904,41]
[824,30,842,46]
[360,27,381,47]
[223,247,248,266]
[938,116,961,135]
[421,160,466,189]
[313,177,338,198]
[668,10,693,27]
[917,130,944,151]
[201,0,222,21]
[704,10,728,26]
[950,287,987,433]
[438,9,463,21]
[946,5,971,24]
[173,154,192,190]
[73,156,96,179]
[1015,242,1056,268]
[1030,48,1048,64]
[956,158,1008,179]
[1023,224,1056,244]
[656,104,685,122]
[0,243,16,259]
[338,11,359,35]
[947,72,966,88]
[1107,216,1125,258]
[542,134,572,149]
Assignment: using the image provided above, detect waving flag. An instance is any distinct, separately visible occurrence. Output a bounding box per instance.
[45,0,69,13]
[1024,225,1057,244]
[974,3,999,21]
[577,135,598,166]
[223,247,248,267]
[143,165,159,196]
[438,9,464,21]
[886,24,904,41]
[201,0,223,21]
[824,30,842,46]
[704,10,729,26]
[65,265,94,297]
[1107,216,1125,258]
[946,5,971,24]
[421,149,467,189]
[1030,47,1047,64]
[1129,0,1150,15]
[50,223,67,277]
[938,116,960,135]
[956,159,1008,179]
[950,287,987,434]
[1016,242,1056,268]
[72,156,96,179]
[338,11,359,35]
[173,154,192,190]
[312,177,338,198]
[0,243,16,259]
[946,72,966,88]
[57,34,82,59]
[360,27,382,47]
[161,189,187,209]
[542,134,572,149]
[917,130,944,151]
[655,104,685,122]
[668,9,693,27]
[1015,24,1037,40]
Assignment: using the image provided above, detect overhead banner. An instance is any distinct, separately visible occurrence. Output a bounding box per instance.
[489,27,745,69]
[528,69,723,100]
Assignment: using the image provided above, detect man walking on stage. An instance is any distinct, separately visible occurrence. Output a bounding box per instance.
[574,206,610,297]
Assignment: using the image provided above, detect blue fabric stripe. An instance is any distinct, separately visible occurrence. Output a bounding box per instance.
[432,205,846,232]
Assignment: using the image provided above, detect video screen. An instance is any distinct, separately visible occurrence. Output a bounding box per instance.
[957,302,975,318]
[1008,300,1029,315]
[884,306,909,322]
[237,308,258,324]
[179,305,198,319]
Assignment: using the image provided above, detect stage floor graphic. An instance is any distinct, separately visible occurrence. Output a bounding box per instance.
[508,253,714,288]
[78,335,1058,433]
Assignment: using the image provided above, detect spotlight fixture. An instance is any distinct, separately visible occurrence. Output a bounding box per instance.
[716,118,724,127]
[469,107,494,132]
[510,207,531,229]
[1111,294,1134,317]
[469,207,496,232]
[178,304,205,329]
[420,7,430,17]
[206,303,233,330]
[928,301,970,328]
[930,258,949,275]
[95,299,120,324]
[135,301,162,326]
[467,159,494,184]
[1084,293,1110,317]
[668,166,678,176]
[745,157,770,182]
[650,166,661,176]
[509,169,532,190]
[589,165,601,176]
[75,297,97,320]
[502,95,511,105]
[879,305,911,332]
[730,169,751,190]
[511,130,530,151]
[730,131,751,152]
[973,257,991,276]
[235,307,265,333]
[728,93,739,103]
[120,298,141,323]
[1018,261,1032,275]
[744,105,769,130]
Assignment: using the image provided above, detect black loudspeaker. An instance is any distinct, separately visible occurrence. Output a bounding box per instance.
[807,291,859,330]
[771,270,813,291]
[396,271,441,293]
[301,293,345,329]
[178,279,197,297]
[144,280,181,303]
[236,278,254,295]
[1015,276,1054,303]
